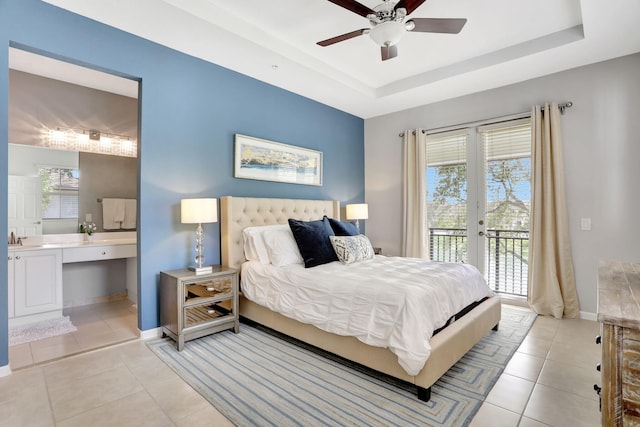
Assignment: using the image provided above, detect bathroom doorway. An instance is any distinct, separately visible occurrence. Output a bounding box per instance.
[7,47,142,369]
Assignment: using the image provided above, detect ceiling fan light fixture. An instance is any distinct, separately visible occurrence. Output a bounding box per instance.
[369,21,405,47]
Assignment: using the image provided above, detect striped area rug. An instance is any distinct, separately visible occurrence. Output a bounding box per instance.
[148,306,536,427]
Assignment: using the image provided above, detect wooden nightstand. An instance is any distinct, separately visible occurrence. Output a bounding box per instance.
[160,266,239,351]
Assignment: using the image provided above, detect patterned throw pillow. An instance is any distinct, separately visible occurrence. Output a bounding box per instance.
[329,234,375,264]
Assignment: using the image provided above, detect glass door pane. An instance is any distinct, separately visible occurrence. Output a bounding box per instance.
[426,130,469,263]
[479,119,532,296]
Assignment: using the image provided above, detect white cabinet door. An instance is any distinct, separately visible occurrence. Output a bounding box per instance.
[13,249,62,317]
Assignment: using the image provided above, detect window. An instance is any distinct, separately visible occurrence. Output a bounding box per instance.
[39,167,79,219]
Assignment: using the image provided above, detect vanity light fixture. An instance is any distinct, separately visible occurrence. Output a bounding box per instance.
[44,127,137,157]
[181,198,218,275]
[346,203,368,232]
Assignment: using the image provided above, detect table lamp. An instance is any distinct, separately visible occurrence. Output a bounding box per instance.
[346,203,368,232]
[181,198,217,274]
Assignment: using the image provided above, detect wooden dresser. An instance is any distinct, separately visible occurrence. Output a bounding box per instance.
[597,260,640,426]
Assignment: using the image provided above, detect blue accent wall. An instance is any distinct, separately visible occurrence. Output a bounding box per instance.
[0,0,364,367]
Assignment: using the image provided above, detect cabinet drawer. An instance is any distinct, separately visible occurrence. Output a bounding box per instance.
[184,300,233,328]
[184,277,233,304]
[63,244,136,263]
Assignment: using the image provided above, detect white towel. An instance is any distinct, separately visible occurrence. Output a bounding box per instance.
[122,199,137,230]
[102,198,124,230]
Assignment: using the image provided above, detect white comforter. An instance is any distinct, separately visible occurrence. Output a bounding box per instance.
[241,256,494,376]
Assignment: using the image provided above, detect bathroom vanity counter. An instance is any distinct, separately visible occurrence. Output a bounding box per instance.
[8,231,136,254]
[7,232,137,327]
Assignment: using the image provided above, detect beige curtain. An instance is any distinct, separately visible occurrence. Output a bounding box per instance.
[402,129,428,258]
[528,103,580,318]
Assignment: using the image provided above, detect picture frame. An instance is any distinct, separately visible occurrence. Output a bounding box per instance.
[234,134,323,186]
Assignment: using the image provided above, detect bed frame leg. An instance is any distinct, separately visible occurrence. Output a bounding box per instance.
[417,386,431,402]
[492,323,499,331]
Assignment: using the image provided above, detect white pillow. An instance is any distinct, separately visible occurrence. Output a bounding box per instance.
[329,234,375,264]
[242,224,289,264]
[262,228,303,267]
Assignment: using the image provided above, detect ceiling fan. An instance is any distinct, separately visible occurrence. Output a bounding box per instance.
[317,0,467,61]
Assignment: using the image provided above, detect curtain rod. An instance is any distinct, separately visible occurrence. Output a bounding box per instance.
[398,101,573,137]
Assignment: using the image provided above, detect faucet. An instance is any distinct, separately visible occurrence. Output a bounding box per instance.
[8,232,25,246]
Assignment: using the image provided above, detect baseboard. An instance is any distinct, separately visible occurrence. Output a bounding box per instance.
[580,311,597,321]
[140,327,162,340]
[63,291,128,309]
[0,364,12,377]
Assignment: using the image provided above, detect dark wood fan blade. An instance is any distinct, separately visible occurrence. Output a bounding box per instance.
[381,44,398,61]
[395,0,428,15]
[326,0,375,18]
[317,29,368,47]
[407,18,467,34]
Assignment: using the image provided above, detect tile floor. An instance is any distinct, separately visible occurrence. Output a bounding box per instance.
[1,304,602,426]
[9,298,139,370]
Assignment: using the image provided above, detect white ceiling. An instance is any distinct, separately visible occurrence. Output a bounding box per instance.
[20,0,640,118]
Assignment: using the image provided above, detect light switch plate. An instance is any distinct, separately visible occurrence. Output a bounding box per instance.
[581,218,591,231]
[85,213,92,222]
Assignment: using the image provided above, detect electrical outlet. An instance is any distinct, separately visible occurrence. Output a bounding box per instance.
[581,218,591,231]
[85,213,93,222]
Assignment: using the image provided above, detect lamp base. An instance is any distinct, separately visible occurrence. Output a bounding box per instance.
[188,265,213,275]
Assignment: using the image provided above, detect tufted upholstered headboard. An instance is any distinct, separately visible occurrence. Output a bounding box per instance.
[220,196,340,269]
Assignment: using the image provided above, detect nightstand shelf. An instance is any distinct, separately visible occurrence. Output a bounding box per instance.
[160,266,239,351]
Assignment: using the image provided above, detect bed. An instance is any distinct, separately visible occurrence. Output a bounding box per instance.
[220,196,501,401]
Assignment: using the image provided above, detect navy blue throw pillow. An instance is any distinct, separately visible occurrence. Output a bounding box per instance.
[326,216,360,236]
[288,217,337,268]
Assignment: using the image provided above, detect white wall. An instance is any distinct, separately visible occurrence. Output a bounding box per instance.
[364,53,640,316]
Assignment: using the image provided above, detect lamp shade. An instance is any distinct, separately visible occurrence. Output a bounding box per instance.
[346,203,368,220]
[181,198,218,224]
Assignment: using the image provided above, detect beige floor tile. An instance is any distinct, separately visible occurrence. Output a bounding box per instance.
[72,319,112,336]
[517,336,553,359]
[47,365,144,421]
[469,402,521,427]
[31,339,83,364]
[504,352,545,382]
[518,417,551,427]
[9,343,33,370]
[546,340,599,369]
[523,383,600,427]
[555,318,599,337]
[74,329,122,351]
[537,358,600,401]
[145,375,212,423]
[526,319,559,341]
[485,373,535,414]
[104,313,137,330]
[174,404,235,427]
[55,390,173,427]
[0,368,54,426]
[124,351,179,388]
[110,325,139,341]
[43,345,125,383]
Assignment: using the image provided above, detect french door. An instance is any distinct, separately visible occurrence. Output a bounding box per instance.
[426,118,532,296]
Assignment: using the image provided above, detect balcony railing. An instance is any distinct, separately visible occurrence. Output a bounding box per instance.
[428,227,529,296]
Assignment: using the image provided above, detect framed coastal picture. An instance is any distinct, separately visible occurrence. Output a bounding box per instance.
[234,134,323,186]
